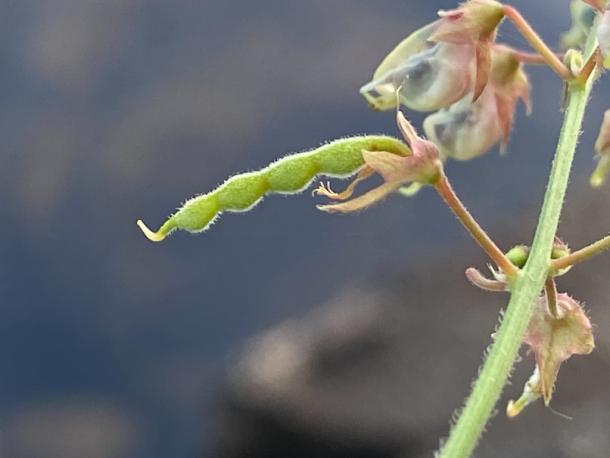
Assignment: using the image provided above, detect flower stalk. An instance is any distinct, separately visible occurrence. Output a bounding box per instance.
[434,173,518,278]
[503,5,574,80]
[551,234,610,272]
[437,45,596,458]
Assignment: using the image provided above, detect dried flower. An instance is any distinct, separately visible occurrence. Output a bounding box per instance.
[422,89,501,161]
[360,22,476,112]
[432,0,506,99]
[489,45,532,145]
[507,293,594,417]
[423,46,530,160]
[360,1,506,112]
[591,109,610,187]
[518,294,594,409]
[315,112,442,213]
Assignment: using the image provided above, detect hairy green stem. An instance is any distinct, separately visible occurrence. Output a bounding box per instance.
[434,174,518,278]
[437,71,594,458]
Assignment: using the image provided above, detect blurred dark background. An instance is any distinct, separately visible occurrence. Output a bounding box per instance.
[1,1,609,457]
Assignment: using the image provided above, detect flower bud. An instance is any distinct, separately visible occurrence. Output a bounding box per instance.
[591,109,610,187]
[598,8,610,68]
[360,22,475,112]
[550,238,573,276]
[506,245,529,268]
[505,239,571,274]
[561,0,597,50]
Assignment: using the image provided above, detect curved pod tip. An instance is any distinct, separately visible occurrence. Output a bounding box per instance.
[137,220,166,242]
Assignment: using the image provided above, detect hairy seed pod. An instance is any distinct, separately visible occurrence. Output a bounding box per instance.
[137,136,409,242]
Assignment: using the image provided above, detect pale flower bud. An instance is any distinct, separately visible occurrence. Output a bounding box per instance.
[360,22,475,112]
[561,0,597,50]
[598,9,610,68]
[591,109,610,187]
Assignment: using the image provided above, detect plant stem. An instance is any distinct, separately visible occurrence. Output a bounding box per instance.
[434,174,518,278]
[503,5,573,80]
[552,234,610,272]
[511,50,563,66]
[437,70,594,458]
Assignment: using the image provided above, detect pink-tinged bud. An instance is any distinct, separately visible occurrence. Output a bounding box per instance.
[316,112,442,214]
[522,294,594,406]
[598,9,610,68]
[432,0,506,99]
[591,110,610,187]
[360,22,476,112]
[583,0,607,11]
[423,46,530,161]
[561,1,597,50]
[433,0,505,42]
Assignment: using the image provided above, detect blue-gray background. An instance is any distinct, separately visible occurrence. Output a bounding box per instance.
[1,1,609,457]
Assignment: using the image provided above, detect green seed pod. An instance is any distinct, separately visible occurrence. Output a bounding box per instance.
[137,135,409,242]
